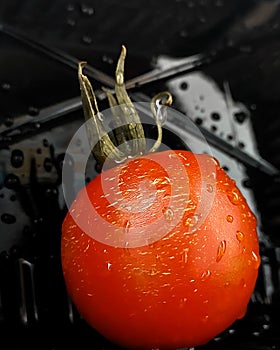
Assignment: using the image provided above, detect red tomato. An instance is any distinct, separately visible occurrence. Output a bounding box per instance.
[61,149,260,349]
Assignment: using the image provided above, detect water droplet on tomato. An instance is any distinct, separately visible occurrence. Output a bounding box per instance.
[206,184,213,193]
[226,215,233,223]
[202,315,209,322]
[240,278,247,288]
[201,269,211,281]
[185,214,199,227]
[185,200,196,212]
[236,231,244,242]
[178,152,188,161]
[251,250,260,269]
[107,262,112,270]
[164,208,174,221]
[123,220,131,234]
[216,240,226,262]
[168,152,177,159]
[227,189,239,205]
[181,248,189,264]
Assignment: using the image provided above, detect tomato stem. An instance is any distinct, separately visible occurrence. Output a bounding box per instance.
[78,46,173,168]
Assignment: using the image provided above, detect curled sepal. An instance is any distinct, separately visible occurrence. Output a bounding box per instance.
[102,87,132,155]
[78,47,173,170]
[78,62,125,166]
[115,45,146,155]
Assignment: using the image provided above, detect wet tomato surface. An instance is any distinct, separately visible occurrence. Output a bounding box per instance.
[61,150,260,349]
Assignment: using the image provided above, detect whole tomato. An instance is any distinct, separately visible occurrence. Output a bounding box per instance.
[61,47,260,349]
[62,149,260,349]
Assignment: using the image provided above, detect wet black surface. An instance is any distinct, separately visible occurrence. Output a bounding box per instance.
[0,1,280,349]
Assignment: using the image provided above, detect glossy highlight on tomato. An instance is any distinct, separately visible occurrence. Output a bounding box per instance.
[61,150,260,349]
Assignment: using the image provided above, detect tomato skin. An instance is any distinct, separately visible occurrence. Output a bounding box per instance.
[61,150,260,349]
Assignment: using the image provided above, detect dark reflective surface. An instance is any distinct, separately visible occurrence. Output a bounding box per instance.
[0,1,280,349]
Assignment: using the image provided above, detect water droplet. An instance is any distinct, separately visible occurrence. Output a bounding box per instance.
[102,54,113,65]
[1,82,11,91]
[10,195,16,202]
[80,4,94,15]
[82,35,92,44]
[44,158,53,172]
[240,278,247,288]
[28,106,39,116]
[4,174,20,189]
[116,72,123,85]
[251,251,260,269]
[185,214,199,227]
[11,149,24,168]
[206,184,213,193]
[181,248,189,264]
[168,152,177,159]
[66,3,75,11]
[216,240,226,262]
[201,270,211,281]
[156,106,168,126]
[107,262,112,270]
[233,111,247,124]
[180,29,188,38]
[67,18,76,26]
[185,200,196,212]
[4,116,13,127]
[164,208,174,222]
[180,81,188,90]
[226,215,233,223]
[227,189,239,205]
[236,231,244,242]
[45,187,58,198]
[202,315,209,322]
[123,219,131,234]
[211,112,221,121]
[1,213,16,224]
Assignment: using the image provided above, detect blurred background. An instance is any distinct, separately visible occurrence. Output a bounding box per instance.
[0,0,280,349]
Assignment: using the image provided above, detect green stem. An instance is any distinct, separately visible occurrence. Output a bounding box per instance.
[78,46,173,169]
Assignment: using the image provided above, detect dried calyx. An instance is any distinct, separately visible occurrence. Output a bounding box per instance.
[78,45,172,168]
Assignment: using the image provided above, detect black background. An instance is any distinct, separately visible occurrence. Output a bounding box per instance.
[0,1,280,349]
